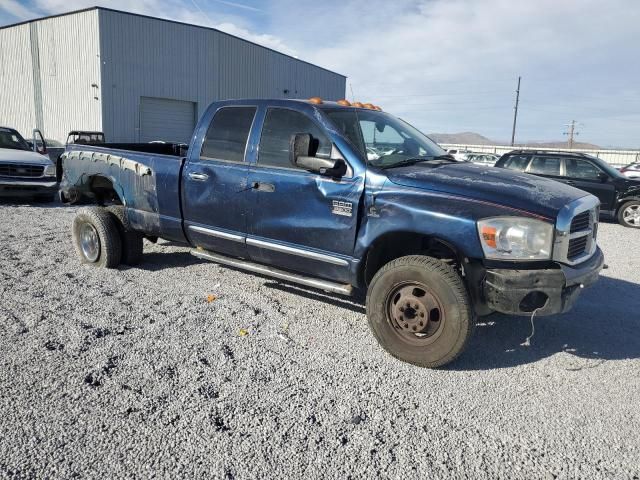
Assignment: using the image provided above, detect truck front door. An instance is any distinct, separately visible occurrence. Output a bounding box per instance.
[247,107,364,283]
[182,106,257,258]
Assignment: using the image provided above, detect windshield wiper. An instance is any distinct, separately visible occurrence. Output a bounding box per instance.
[380,154,457,169]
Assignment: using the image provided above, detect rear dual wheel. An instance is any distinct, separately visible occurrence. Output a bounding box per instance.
[72,206,144,268]
[366,255,474,368]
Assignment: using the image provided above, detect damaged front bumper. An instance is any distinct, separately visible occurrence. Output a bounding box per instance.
[469,247,604,316]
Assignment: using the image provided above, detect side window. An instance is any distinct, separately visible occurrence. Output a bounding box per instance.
[503,155,530,171]
[565,158,602,180]
[528,156,561,175]
[258,108,331,169]
[201,107,256,162]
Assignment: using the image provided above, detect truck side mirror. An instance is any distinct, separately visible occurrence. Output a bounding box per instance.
[289,133,347,177]
[597,172,608,182]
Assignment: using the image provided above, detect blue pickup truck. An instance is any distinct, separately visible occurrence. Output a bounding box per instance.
[60,98,604,367]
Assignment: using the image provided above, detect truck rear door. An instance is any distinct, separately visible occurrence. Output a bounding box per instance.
[246,107,364,283]
[182,106,257,258]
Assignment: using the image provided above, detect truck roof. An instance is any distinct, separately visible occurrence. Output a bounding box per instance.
[212,98,384,112]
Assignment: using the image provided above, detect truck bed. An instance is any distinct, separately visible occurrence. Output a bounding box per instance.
[61,143,187,243]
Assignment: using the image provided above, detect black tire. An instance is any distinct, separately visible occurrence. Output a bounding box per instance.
[72,207,122,268]
[617,201,640,228]
[106,205,144,265]
[366,255,474,368]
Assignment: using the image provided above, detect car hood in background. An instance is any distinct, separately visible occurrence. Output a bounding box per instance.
[0,148,53,165]
[385,162,589,219]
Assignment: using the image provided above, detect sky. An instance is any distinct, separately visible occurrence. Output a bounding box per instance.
[1,0,639,148]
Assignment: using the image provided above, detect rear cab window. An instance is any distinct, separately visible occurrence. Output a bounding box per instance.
[201,107,257,162]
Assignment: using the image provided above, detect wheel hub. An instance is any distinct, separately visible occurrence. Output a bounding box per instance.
[623,205,640,226]
[387,283,444,342]
[80,222,100,262]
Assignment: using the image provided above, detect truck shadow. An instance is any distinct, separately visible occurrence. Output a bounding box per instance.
[451,275,640,370]
[263,282,366,314]
[0,198,62,209]
[134,251,206,271]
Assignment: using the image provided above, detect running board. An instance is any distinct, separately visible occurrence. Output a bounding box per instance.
[191,248,353,296]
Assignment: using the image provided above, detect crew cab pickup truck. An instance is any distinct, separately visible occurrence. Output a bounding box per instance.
[60,98,604,367]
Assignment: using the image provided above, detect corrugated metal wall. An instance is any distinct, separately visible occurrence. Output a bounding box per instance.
[0,10,102,143]
[1,8,346,144]
[0,24,37,137]
[98,9,346,142]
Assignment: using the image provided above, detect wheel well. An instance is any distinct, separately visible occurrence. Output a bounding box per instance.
[362,232,462,286]
[87,176,123,205]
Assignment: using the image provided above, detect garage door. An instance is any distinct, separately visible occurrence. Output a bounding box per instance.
[140,97,196,143]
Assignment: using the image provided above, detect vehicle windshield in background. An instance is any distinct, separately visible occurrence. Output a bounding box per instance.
[324,109,447,168]
[68,132,105,144]
[0,128,30,151]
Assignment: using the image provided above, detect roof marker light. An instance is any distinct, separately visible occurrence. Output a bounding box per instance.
[309,97,323,104]
[363,103,375,109]
[337,99,351,106]
[352,101,364,108]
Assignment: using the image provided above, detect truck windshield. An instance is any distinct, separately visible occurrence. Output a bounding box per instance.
[0,128,30,151]
[324,108,447,168]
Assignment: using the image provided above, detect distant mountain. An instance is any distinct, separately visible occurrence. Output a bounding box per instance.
[428,132,494,145]
[429,131,602,150]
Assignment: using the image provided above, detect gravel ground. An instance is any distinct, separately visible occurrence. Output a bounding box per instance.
[1,200,639,479]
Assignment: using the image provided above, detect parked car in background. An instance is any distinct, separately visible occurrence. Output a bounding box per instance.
[60,98,604,368]
[446,149,473,161]
[66,131,105,145]
[466,153,499,166]
[0,127,58,202]
[619,162,640,179]
[495,150,640,228]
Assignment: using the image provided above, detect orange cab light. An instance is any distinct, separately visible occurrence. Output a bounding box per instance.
[337,99,351,106]
[352,101,364,108]
[309,96,323,104]
[481,226,497,248]
[363,103,375,109]
[373,105,382,111]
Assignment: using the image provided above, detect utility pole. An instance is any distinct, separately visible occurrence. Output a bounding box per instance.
[510,76,521,146]
[563,120,580,149]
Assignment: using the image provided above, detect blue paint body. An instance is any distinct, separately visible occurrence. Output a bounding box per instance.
[61,99,592,289]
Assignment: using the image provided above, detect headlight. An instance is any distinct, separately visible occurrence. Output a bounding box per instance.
[477,217,553,260]
[43,164,56,177]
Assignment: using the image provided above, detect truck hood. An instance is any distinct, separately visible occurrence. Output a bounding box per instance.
[0,148,53,165]
[385,162,589,219]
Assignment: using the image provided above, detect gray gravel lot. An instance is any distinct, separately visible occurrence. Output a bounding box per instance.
[1,200,639,479]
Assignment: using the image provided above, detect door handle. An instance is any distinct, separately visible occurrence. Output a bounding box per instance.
[189,172,209,181]
[251,181,275,192]
[565,180,575,185]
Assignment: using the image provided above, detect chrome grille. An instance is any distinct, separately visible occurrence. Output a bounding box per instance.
[0,163,44,178]
[553,196,600,266]
[570,211,591,233]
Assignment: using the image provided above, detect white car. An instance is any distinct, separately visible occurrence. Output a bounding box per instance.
[466,153,500,166]
[0,127,58,201]
[619,162,640,179]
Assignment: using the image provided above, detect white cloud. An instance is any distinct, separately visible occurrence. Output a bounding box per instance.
[0,0,37,19]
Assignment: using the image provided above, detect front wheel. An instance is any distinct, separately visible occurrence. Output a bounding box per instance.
[366,255,474,368]
[618,201,640,228]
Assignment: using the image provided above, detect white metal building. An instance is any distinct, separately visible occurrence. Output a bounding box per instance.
[0,7,346,143]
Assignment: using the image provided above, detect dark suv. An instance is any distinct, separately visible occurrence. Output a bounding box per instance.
[495,150,640,228]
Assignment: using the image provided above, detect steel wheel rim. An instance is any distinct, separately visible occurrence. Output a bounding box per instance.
[623,205,640,226]
[80,223,100,262]
[385,281,446,346]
